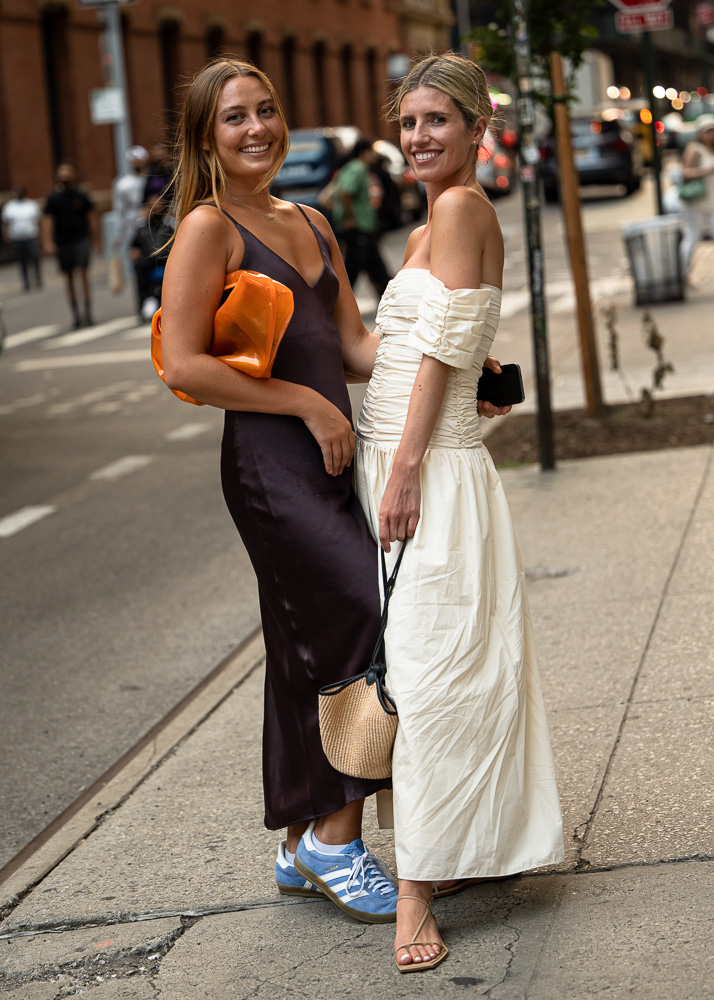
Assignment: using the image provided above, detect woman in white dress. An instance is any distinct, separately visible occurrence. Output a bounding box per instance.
[354,53,564,972]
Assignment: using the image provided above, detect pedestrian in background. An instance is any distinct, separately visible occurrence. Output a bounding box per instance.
[1,187,42,291]
[42,163,97,328]
[112,145,150,289]
[143,142,172,203]
[332,138,392,298]
[679,114,714,281]
[129,194,173,320]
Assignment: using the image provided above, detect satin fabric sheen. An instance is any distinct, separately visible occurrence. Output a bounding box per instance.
[219,208,390,830]
[354,270,564,880]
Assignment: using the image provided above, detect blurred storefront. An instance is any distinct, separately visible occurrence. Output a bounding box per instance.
[0,0,448,200]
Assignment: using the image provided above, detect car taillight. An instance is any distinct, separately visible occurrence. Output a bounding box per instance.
[493,153,510,167]
[496,176,509,189]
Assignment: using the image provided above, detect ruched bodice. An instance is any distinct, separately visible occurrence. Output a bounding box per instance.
[357,270,502,449]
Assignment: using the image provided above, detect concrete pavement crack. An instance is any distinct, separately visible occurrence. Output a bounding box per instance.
[236,925,369,1000]
[572,443,714,863]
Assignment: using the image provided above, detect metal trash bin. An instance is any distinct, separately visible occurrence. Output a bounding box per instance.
[621,216,684,306]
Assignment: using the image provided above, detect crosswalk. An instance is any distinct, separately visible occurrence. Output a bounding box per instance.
[4,270,635,368]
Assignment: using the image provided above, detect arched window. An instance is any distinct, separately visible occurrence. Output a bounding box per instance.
[41,5,74,165]
[365,48,379,134]
[341,45,354,124]
[159,19,180,114]
[206,25,225,61]
[247,31,262,69]
[281,37,297,127]
[313,41,327,124]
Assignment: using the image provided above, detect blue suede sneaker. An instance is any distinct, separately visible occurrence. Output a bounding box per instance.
[275,840,322,897]
[294,821,398,923]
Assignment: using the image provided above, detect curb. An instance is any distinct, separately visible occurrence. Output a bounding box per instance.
[0,629,265,918]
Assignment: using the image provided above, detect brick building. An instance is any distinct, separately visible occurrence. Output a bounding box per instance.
[0,0,453,201]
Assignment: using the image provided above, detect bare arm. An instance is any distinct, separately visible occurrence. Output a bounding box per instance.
[682,144,714,180]
[303,205,379,381]
[160,205,356,476]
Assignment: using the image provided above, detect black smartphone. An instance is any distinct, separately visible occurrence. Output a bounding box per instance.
[476,363,525,407]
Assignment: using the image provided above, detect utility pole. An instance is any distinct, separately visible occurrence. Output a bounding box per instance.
[513,0,555,471]
[549,52,605,418]
[102,2,132,177]
[640,31,664,216]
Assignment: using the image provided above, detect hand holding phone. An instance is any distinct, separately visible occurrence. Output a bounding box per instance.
[476,363,525,407]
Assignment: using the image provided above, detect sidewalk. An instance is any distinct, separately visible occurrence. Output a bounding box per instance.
[1,441,712,999]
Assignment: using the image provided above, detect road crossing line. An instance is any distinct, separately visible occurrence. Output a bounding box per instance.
[43,317,139,351]
[4,325,61,351]
[165,424,212,442]
[0,505,57,539]
[88,455,154,481]
[15,349,149,372]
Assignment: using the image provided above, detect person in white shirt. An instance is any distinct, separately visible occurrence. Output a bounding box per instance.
[1,187,42,291]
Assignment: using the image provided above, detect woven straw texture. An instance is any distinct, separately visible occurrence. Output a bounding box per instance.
[319,679,398,780]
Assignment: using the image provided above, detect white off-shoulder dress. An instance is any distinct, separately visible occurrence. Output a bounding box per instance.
[354,270,564,881]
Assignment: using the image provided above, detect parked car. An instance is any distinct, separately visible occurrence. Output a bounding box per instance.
[477,129,516,199]
[270,128,350,214]
[539,116,645,202]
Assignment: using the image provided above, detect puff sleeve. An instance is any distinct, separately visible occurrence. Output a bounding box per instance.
[407,273,494,370]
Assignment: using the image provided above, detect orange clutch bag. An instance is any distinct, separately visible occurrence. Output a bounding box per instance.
[151,269,294,406]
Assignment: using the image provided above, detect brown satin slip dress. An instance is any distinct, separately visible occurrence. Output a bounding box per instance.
[219,205,389,829]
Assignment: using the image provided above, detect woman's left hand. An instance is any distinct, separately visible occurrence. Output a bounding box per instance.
[379,464,421,552]
[477,354,513,419]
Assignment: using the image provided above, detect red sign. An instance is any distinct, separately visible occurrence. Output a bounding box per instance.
[615,7,674,31]
[609,0,670,9]
[695,1,714,26]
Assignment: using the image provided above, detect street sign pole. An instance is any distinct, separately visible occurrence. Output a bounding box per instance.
[103,2,132,177]
[640,30,664,215]
[513,0,555,471]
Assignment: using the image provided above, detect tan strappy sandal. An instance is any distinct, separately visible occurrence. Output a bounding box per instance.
[394,895,449,973]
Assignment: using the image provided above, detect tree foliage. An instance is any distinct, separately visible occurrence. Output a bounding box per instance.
[470,0,606,96]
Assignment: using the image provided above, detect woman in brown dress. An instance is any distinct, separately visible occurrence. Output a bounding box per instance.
[159,57,399,921]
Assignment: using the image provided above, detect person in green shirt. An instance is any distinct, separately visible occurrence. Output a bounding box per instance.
[333,139,392,297]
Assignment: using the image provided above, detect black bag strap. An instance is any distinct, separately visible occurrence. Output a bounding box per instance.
[318,541,407,716]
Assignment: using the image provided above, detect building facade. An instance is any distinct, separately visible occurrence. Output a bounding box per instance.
[0,0,451,200]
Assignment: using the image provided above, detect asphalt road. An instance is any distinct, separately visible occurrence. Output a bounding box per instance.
[0,180,656,869]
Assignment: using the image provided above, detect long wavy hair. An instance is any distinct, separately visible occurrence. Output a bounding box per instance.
[170,56,290,231]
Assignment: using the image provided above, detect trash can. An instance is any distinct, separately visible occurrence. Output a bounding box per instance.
[621,216,684,306]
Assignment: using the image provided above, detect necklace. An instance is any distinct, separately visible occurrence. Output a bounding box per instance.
[225,188,278,221]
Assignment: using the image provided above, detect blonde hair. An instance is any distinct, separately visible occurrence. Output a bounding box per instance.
[170,56,289,230]
[389,52,493,132]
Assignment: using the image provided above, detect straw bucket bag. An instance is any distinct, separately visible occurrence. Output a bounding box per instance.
[318,543,406,780]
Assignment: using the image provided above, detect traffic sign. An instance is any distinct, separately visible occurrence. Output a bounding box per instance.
[89,87,125,124]
[608,0,671,10]
[615,7,673,31]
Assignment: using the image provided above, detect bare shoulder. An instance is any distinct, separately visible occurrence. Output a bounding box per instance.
[175,203,229,241]
[433,186,497,226]
[404,223,427,260]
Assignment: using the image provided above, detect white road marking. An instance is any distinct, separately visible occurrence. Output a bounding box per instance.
[0,505,57,538]
[4,325,61,350]
[122,324,151,340]
[43,317,138,350]
[15,349,149,372]
[88,455,154,481]
[165,423,211,442]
